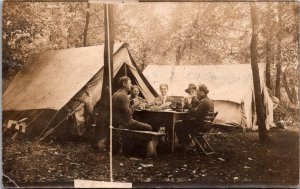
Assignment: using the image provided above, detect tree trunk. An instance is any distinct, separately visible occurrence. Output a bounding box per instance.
[293,2,299,43]
[250,2,268,143]
[282,71,294,103]
[265,56,272,89]
[265,2,272,90]
[176,43,188,65]
[275,3,282,100]
[175,45,182,65]
[189,39,192,61]
[292,3,299,106]
[83,3,90,47]
[291,85,298,106]
[275,62,282,100]
[141,47,147,70]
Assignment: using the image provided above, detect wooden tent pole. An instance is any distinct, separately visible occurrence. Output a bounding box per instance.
[104,3,114,182]
[124,64,127,76]
[107,4,113,182]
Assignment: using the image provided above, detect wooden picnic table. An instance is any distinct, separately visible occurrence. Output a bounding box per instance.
[133,109,190,153]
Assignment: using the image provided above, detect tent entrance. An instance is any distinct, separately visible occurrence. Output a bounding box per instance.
[113,63,146,99]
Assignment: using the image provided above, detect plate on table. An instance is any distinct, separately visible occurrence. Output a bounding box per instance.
[148,105,162,111]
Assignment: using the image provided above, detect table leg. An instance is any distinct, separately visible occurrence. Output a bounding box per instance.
[170,114,176,153]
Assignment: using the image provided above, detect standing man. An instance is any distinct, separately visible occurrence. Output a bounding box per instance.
[112,76,152,131]
[154,84,174,109]
[175,84,214,151]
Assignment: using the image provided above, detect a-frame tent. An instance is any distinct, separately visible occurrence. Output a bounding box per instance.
[143,64,275,130]
[3,43,158,136]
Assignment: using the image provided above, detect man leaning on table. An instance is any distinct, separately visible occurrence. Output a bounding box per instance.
[175,84,214,152]
[129,85,148,110]
[154,83,174,109]
[112,76,152,131]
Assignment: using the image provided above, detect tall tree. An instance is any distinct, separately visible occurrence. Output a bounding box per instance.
[291,84,298,106]
[275,2,283,100]
[287,3,298,106]
[175,44,187,65]
[282,71,294,103]
[250,2,268,142]
[83,3,90,46]
[265,2,272,90]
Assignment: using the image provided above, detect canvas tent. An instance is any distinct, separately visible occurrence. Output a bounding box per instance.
[143,64,275,130]
[3,43,157,136]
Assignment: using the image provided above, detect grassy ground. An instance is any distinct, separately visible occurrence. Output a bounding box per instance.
[3,128,299,188]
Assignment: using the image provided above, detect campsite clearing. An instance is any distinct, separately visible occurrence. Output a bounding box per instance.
[3,128,299,187]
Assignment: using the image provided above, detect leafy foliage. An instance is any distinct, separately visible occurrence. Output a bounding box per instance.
[2,2,104,90]
[2,2,299,100]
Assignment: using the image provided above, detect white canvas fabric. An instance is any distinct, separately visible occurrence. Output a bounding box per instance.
[3,44,121,111]
[143,63,274,130]
[3,43,156,113]
[73,47,156,113]
[213,100,244,127]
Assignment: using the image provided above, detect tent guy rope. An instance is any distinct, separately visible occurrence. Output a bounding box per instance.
[31,104,81,147]
[32,110,61,145]
[25,110,44,128]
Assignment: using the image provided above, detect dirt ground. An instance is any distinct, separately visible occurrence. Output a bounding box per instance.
[3,127,299,188]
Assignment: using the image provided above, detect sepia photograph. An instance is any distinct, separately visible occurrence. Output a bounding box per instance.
[2,0,299,188]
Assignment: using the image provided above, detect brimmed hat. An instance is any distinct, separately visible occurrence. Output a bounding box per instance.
[198,84,209,94]
[185,83,197,94]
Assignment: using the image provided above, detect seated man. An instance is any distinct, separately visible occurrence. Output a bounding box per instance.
[128,85,148,110]
[153,83,174,109]
[183,83,197,109]
[112,76,152,131]
[175,84,214,151]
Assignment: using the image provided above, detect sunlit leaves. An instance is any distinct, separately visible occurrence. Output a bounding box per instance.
[2,2,298,95]
[2,2,104,90]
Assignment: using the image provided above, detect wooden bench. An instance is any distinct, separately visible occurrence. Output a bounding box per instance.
[112,127,165,157]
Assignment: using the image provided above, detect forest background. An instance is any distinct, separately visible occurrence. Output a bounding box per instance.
[2,2,299,105]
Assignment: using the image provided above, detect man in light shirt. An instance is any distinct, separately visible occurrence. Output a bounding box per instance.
[154,83,174,109]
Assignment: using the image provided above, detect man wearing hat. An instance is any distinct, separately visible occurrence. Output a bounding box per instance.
[176,84,214,152]
[183,83,197,108]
